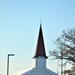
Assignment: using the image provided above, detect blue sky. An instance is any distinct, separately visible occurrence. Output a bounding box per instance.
[0,0,75,75]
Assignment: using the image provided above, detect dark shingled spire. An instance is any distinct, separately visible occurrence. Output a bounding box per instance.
[33,25,48,58]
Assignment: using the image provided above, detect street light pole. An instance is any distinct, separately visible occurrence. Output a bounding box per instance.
[7,55,9,75]
[7,54,15,75]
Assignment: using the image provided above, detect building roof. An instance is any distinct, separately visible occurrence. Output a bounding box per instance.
[12,68,58,75]
[33,25,48,58]
[21,68,57,75]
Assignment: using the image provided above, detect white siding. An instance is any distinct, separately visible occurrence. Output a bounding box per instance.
[35,57,46,68]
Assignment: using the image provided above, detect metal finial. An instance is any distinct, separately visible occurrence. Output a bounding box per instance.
[40,18,42,27]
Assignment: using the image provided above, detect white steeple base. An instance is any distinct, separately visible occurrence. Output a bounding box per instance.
[35,57,46,68]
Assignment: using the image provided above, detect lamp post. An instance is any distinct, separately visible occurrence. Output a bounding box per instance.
[7,54,15,75]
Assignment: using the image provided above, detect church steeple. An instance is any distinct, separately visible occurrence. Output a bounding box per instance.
[33,24,48,59]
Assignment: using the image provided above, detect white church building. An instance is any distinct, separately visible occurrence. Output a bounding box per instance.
[12,24,58,75]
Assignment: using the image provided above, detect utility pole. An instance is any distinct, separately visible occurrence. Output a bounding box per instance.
[61,51,63,75]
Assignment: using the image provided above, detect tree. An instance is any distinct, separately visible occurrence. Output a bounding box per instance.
[64,64,75,75]
[49,27,75,75]
[49,27,75,63]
